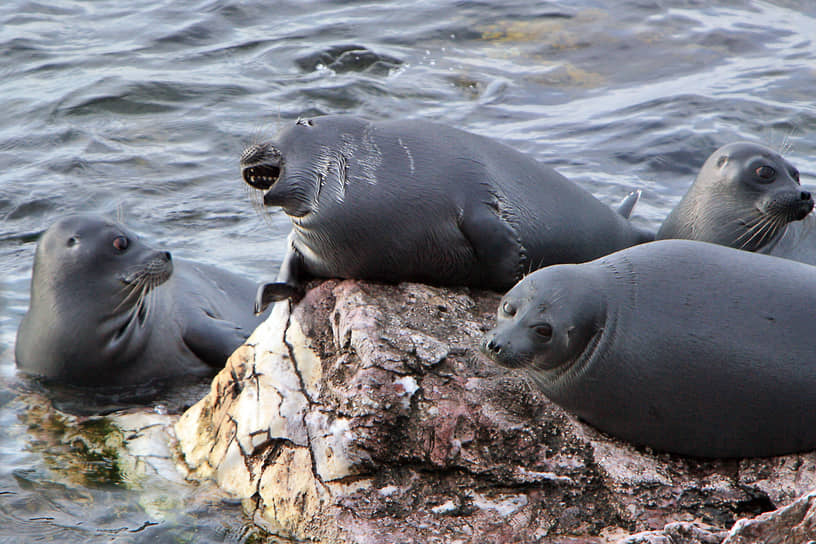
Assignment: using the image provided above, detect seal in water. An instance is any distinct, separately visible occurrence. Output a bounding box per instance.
[241,115,652,312]
[657,142,813,254]
[15,215,268,388]
[481,239,816,458]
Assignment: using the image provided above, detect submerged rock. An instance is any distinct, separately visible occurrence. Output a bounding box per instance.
[174,279,816,543]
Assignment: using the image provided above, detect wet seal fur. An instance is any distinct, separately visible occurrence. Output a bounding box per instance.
[481,239,816,458]
[241,115,652,313]
[657,142,813,255]
[15,215,268,388]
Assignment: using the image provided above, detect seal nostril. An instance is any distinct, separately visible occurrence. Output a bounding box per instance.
[163,251,172,261]
[801,191,812,201]
[239,143,266,167]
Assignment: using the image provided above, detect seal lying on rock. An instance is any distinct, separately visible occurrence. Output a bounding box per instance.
[241,115,652,313]
[15,215,268,388]
[481,239,816,458]
[657,142,813,258]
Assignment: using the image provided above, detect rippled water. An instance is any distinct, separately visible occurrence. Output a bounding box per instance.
[1,0,815,541]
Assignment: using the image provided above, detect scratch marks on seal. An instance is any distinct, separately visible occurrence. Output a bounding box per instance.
[604,254,637,311]
[358,122,382,185]
[398,137,415,175]
[312,145,335,207]
[313,138,353,205]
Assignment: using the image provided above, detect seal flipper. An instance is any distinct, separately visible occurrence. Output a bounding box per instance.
[255,282,303,314]
[183,314,251,369]
[459,189,525,291]
[615,189,655,243]
[616,189,642,219]
[255,241,306,314]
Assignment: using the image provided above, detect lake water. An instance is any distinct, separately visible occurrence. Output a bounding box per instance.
[1,0,815,541]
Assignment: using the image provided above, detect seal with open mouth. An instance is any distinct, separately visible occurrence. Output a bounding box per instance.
[242,115,652,312]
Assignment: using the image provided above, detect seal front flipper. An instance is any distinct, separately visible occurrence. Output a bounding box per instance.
[255,242,306,314]
[458,186,525,291]
[255,282,304,314]
[183,314,252,368]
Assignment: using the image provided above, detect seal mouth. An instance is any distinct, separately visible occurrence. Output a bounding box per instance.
[242,164,280,191]
[240,143,281,190]
[480,333,533,370]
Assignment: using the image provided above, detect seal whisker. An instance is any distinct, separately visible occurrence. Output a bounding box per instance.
[750,213,787,250]
[752,214,783,249]
[114,279,147,311]
[140,281,156,326]
[779,125,798,155]
[736,214,777,250]
[732,212,766,244]
[732,209,782,250]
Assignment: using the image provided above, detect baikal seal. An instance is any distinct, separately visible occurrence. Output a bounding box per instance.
[241,115,652,312]
[15,215,268,388]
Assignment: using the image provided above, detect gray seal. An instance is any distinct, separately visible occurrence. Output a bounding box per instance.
[657,142,813,253]
[240,115,652,312]
[481,239,816,458]
[15,215,267,388]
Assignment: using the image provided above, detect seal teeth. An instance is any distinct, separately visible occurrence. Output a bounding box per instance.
[243,164,280,191]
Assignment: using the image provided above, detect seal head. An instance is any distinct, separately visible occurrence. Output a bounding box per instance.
[16,216,172,385]
[481,265,606,380]
[658,142,813,252]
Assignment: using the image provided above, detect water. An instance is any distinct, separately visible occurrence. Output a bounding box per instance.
[1,0,815,541]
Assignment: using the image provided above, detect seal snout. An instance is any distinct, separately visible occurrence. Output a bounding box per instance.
[482,335,502,356]
[122,250,173,287]
[240,143,281,191]
[797,190,814,220]
[480,331,521,369]
[759,188,815,223]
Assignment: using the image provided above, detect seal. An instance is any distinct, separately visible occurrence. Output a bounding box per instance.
[481,239,816,458]
[15,215,268,388]
[764,214,816,264]
[657,142,813,253]
[241,115,652,313]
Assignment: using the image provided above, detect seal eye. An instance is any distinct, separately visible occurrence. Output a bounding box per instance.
[501,301,517,317]
[113,236,129,251]
[755,165,775,182]
[66,236,78,247]
[533,323,553,341]
[791,168,800,184]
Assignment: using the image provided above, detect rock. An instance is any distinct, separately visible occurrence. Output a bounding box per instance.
[11,390,259,539]
[619,522,727,544]
[722,490,816,544]
[173,279,816,543]
[627,491,816,544]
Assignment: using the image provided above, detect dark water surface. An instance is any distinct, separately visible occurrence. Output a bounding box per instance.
[1,0,815,541]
